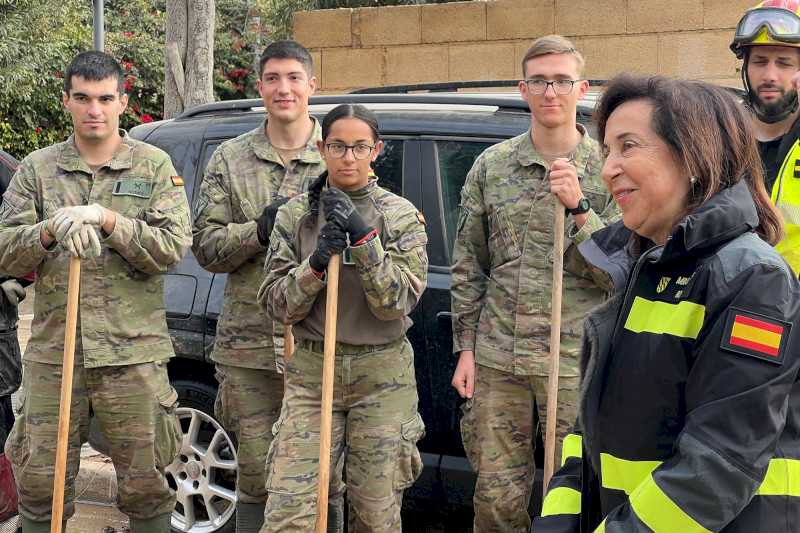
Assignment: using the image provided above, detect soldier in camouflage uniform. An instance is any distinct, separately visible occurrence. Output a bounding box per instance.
[191,41,343,533]
[450,36,618,532]
[258,104,428,532]
[0,51,191,533]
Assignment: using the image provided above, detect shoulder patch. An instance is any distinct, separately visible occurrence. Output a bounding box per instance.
[171,175,184,187]
[720,307,791,365]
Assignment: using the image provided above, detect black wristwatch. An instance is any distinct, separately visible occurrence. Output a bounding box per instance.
[567,197,591,216]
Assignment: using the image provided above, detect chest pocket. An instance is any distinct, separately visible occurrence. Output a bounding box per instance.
[582,183,611,219]
[488,205,522,266]
[111,176,153,218]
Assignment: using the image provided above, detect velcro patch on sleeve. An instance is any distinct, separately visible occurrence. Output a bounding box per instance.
[171,175,184,187]
[720,307,790,365]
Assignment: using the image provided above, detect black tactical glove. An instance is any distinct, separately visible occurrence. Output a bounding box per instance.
[256,196,290,246]
[321,188,373,242]
[309,221,348,272]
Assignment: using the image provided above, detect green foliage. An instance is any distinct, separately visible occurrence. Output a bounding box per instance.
[0,0,91,159]
[0,0,267,160]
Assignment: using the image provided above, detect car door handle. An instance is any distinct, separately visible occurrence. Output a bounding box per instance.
[436,311,453,325]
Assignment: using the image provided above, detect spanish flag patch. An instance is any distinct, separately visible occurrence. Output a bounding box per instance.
[721,308,790,365]
[171,175,184,187]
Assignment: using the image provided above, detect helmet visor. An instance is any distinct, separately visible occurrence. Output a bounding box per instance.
[734,7,800,44]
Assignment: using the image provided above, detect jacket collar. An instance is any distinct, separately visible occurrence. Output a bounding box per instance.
[252,118,323,166]
[57,130,134,173]
[660,179,758,262]
[516,123,594,172]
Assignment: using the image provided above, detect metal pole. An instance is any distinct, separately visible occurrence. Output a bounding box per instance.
[92,0,104,51]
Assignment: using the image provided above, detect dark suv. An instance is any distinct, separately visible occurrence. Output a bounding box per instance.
[128,87,598,532]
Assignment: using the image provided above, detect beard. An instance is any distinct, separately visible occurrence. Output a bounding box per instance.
[750,85,799,122]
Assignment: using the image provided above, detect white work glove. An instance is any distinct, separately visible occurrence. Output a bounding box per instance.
[62,224,102,259]
[50,204,105,242]
[0,279,25,307]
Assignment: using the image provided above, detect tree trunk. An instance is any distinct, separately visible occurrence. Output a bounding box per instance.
[165,0,215,119]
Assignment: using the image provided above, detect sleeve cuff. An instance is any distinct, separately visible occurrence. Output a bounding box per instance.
[32,221,59,255]
[102,213,136,248]
[297,258,327,294]
[453,332,476,354]
[349,235,384,269]
[243,220,266,250]
[568,209,604,244]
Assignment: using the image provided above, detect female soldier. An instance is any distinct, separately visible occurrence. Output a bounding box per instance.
[257,104,428,532]
[535,75,800,532]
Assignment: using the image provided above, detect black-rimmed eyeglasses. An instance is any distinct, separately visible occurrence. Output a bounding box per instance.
[324,142,375,160]
[523,79,580,95]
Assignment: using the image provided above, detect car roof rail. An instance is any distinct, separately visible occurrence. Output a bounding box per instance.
[175,99,264,119]
[350,79,609,94]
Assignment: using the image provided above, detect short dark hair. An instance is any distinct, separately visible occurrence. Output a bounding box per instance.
[258,40,314,77]
[595,74,782,245]
[64,51,124,94]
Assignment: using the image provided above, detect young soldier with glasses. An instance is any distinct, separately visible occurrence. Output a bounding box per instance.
[450,34,618,531]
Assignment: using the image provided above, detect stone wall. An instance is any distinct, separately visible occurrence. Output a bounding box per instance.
[292,0,754,92]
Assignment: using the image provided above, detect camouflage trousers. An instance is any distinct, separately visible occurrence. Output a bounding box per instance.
[4,359,181,523]
[262,337,425,533]
[460,363,579,533]
[214,364,284,503]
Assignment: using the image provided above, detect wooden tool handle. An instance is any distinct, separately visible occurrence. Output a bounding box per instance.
[315,255,340,533]
[283,326,295,363]
[543,203,565,491]
[51,256,81,533]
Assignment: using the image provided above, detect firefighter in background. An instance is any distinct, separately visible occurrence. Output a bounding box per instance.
[731,0,800,273]
[535,75,800,533]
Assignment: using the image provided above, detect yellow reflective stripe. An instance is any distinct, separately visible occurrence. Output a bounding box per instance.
[773,141,800,274]
[561,433,583,467]
[623,297,705,339]
[541,486,581,517]
[775,224,800,274]
[600,453,662,495]
[757,458,800,496]
[629,473,711,533]
[594,519,606,533]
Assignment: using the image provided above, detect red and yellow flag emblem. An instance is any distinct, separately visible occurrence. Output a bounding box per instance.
[722,308,790,365]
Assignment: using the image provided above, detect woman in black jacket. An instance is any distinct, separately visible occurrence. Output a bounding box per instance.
[535,75,800,532]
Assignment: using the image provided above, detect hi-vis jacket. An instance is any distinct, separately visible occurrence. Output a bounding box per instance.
[763,116,800,275]
[534,180,800,533]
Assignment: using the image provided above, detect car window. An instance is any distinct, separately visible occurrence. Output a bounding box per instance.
[435,140,494,262]
[373,139,403,197]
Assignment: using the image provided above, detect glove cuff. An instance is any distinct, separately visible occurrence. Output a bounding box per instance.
[349,224,374,243]
[309,253,326,272]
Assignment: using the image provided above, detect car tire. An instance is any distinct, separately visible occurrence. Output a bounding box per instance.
[168,379,237,533]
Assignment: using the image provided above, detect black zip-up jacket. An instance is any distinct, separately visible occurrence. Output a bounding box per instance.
[0,149,22,398]
[534,180,800,532]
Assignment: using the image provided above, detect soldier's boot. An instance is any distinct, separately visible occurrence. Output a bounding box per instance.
[327,495,345,533]
[235,502,264,533]
[129,513,171,533]
[20,517,66,533]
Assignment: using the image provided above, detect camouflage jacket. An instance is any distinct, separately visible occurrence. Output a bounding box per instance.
[192,120,324,370]
[450,127,618,376]
[258,179,428,345]
[0,134,192,368]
